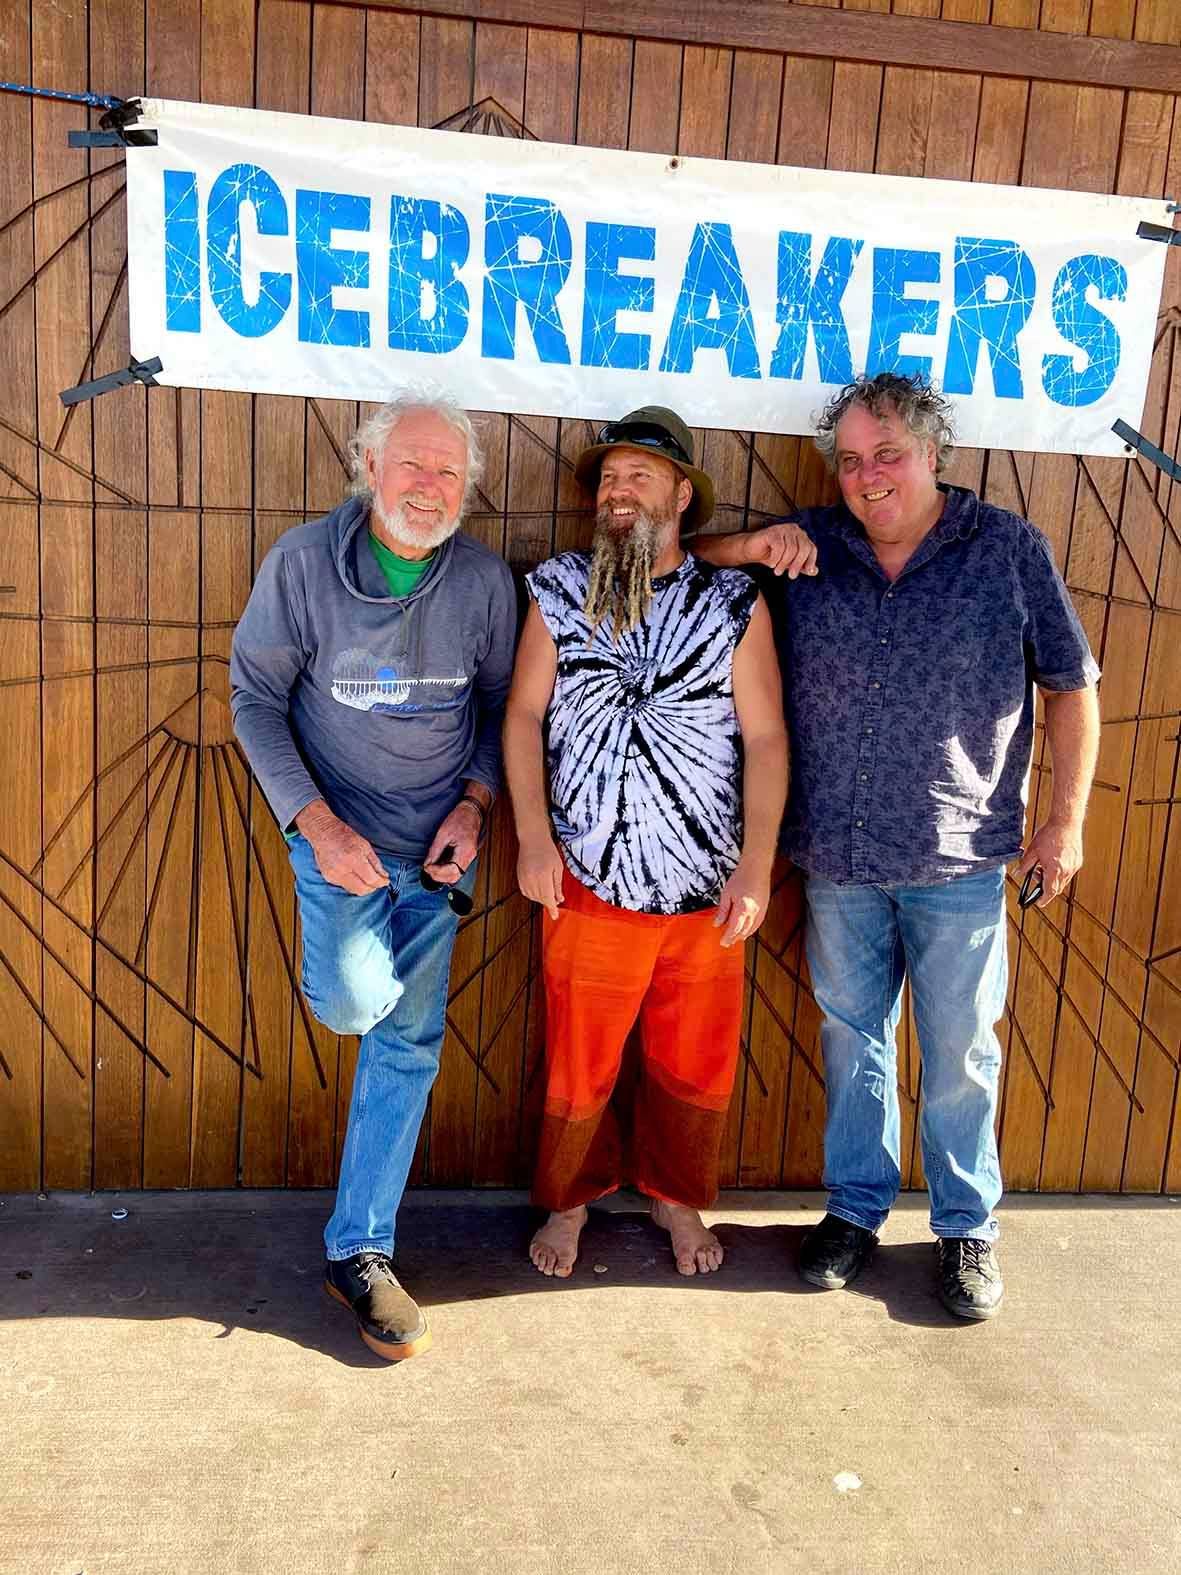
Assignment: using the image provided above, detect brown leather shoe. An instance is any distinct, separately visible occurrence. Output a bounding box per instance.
[324,1252,432,1360]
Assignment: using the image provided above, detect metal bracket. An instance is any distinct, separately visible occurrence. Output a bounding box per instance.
[1137,220,1181,247]
[1113,420,1181,484]
[60,356,162,407]
[69,96,156,148]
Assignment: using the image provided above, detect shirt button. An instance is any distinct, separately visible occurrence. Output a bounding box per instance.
[855,820,864,828]
[860,773,868,780]
[880,638,888,645]
[886,591,894,599]
[872,681,881,689]
[865,726,874,734]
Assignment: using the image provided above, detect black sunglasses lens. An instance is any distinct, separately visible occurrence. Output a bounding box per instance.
[420,864,473,914]
[1018,868,1043,909]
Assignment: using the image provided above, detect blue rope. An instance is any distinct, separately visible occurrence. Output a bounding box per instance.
[0,81,123,111]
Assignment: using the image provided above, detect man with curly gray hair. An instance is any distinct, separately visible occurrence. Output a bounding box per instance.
[231,393,516,1360]
[698,371,1100,1319]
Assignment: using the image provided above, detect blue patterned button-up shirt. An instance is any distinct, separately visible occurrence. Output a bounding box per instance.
[771,484,1100,886]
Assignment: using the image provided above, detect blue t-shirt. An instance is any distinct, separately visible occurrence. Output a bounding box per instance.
[771,484,1100,886]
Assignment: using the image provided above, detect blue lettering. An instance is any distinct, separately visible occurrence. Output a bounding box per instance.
[1042,254,1125,407]
[206,163,291,338]
[659,223,760,379]
[295,190,371,347]
[163,170,201,333]
[943,238,1035,400]
[388,197,470,354]
[866,248,940,377]
[581,222,655,371]
[770,232,863,384]
[482,194,572,363]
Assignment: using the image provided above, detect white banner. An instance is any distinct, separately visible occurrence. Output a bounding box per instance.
[125,98,1172,456]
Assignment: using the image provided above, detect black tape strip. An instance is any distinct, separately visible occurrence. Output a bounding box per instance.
[1112,420,1181,484]
[1137,221,1181,247]
[69,126,157,147]
[60,356,162,407]
[67,96,156,148]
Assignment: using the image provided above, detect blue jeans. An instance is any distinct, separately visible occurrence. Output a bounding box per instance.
[288,835,476,1261]
[804,867,1007,1241]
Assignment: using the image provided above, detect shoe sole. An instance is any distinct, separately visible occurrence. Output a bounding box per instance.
[324,1281,433,1360]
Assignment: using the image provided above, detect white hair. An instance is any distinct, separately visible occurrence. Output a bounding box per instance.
[348,389,485,508]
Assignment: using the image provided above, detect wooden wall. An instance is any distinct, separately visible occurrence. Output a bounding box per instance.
[1,0,1179,1194]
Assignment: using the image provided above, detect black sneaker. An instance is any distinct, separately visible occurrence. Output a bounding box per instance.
[324,1252,432,1360]
[935,1237,1004,1320]
[798,1213,878,1289]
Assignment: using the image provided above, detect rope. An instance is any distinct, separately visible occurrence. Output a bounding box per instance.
[0,81,123,111]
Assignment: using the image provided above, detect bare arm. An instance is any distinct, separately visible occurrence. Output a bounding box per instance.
[502,601,564,920]
[690,522,819,579]
[715,595,788,947]
[1016,685,1100,906]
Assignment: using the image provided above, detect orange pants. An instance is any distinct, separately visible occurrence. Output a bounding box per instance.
[533,869,745,1212]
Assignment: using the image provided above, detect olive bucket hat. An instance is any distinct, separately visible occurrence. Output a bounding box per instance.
[573,406,715,533]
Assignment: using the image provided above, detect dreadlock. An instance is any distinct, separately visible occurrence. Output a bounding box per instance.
[583,517,659,642]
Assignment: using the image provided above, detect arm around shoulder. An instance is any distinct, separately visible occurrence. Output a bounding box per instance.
[690,520,819,579]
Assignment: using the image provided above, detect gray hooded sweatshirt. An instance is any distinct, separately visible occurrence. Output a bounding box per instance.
[230,496,517,860]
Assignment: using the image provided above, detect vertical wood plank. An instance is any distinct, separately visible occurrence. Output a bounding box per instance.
[185,0,257,1186]
[0,0,43,1188]
[90,0,149,1191]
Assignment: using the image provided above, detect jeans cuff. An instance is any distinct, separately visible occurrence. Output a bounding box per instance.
[827,1205,886,1234]
[325,1239,395,1262]
[931,1225,998,1242]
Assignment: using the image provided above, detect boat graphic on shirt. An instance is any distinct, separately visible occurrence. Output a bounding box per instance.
[329,648,469,714]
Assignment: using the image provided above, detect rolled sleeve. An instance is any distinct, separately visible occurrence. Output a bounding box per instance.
[1019,524,1101,691]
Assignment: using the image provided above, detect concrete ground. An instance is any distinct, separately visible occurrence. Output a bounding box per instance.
[1,1190,1179,1575]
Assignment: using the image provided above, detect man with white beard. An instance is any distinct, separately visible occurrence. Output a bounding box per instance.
[504,408,792,1279]
[231,394,516,1359]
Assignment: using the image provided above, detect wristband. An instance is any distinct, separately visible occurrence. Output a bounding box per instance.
[458,793,489,838]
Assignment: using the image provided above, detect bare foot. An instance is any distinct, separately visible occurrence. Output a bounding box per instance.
[650,1198,724,1275]
[529,1205,588,1277]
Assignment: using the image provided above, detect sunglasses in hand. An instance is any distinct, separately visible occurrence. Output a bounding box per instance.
[420,843,474,916]
[1018,865,1044,910]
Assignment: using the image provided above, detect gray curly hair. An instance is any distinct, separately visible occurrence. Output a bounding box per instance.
[348,389,485,508]
[812,373,957,475]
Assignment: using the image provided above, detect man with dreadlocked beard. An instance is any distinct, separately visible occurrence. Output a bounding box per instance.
[503,407,792,1278]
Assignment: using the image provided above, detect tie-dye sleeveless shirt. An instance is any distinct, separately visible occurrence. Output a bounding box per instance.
[526,551,759,915]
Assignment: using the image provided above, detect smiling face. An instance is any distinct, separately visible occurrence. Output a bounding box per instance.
[596,446,691,546]
[833,403,939,540]
[365,407,468,555]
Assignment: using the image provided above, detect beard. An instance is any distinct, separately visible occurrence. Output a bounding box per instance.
[371,492,462,552]
[583,503,671,642]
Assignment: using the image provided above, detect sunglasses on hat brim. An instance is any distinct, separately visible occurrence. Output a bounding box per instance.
[595,421,692,468]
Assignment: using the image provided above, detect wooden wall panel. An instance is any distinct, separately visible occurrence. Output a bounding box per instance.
[1,0,1179,1197]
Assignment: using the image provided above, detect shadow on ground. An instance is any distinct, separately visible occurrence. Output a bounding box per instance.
[0,1191,986,1368]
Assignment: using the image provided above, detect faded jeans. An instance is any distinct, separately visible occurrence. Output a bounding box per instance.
[804,867,1007,1240]
[288,834,476,1261]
